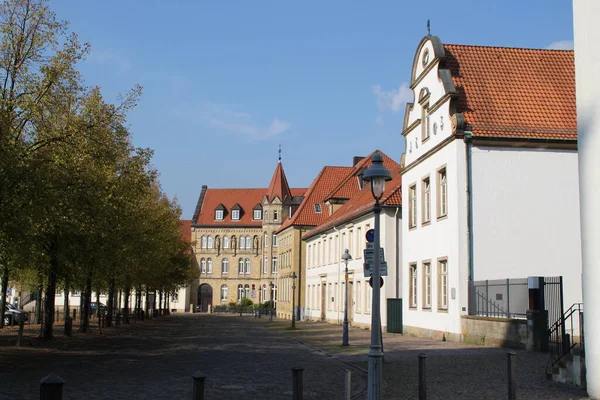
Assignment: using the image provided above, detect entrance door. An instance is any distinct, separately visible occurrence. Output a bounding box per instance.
[321,283,326,321]
[197,284,213,312]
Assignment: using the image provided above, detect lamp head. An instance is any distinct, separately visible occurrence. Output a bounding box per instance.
[341,248,352,265]
[362,152,392,200]
[291,272,297,280]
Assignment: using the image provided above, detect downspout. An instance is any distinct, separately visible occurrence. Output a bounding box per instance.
[298,229,303,321]
[333,225,341,325]
[394,206,401,299]
[464,131,475,315]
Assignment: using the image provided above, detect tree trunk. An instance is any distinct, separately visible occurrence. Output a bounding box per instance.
[35,283,43,326]
[123,278,130,324]
[152,289,157,317]
[118,290,122,315]
[144,288,149,319]
[95,291,100,317]
[0,264,9,328]
[158,290,163,316]
[42,241,59,340]
[134,287,140,319]
[106,278,115,328]
[79,275,92,333]
[63,279,69,322]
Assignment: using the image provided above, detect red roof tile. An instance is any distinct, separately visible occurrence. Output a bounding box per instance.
[276,166,354,233]
[179,220,192,243]
[325,150,398,201]
[195,188,267,226]
[442,44,576,140]
[304,156,401,241]
[265,162,292,201]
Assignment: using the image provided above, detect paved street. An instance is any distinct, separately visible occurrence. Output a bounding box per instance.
[0,314,589,399]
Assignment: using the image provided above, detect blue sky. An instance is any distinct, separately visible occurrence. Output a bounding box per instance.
[51,0,574,219]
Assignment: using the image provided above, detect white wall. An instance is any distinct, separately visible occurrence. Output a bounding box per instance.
[402,139,467,335]
[470,147,582,309]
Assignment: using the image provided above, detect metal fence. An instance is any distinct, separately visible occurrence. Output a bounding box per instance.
[470,278,528,319]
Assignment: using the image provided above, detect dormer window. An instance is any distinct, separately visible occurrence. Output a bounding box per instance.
[215,210,223,220]
[232,210,240,220]
[254,210,262,220]
[314,204,322,213]
[253,203,263,220]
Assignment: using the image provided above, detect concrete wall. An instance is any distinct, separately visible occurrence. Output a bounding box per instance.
[470,147,583,311]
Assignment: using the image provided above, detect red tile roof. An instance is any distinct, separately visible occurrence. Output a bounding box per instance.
[276,166,354,233]
[195,188,267,226]
[443,44,576,140]
[325,150,398,201]
[179,220,192,243]
[265,161,292,201]
[304,156,401,241]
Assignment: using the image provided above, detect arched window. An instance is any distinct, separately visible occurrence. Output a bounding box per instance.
[221,285,228,301]
[238,258,244,274]
[237,284,244,301]
[246,236,251,249]
[221,258,229,274]
[200,258,206,273]
[264,232,268,248]
[261,285,267,303]
[223,236,229,249]
[207,258,213,273]
[245,258,250,274]
[201,235,207,249]
[207,235,214,249]
[240,236,246,249]
[244,284,250,299]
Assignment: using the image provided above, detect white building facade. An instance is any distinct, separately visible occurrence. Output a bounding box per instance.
[401,36,582,341]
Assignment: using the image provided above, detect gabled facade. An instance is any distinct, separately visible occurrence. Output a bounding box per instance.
[189,161,306,312]
[400,36,582,340]
[303,151,402,330]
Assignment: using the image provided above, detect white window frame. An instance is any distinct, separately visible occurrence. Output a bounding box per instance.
[239,236,246,249]
[222,258,229,274]
[410,263,418,308]
[264,232,269,248]
[272,256,277,273]
[423,261,431,309]
[215,209,224,220]
[207,236,214,249]
[221,285,228,301]
[223,236,229,249]
[409,184,417,228]
[207,258,213,273]
[232,209,240,220]
[438,167,448,218]
[201,235,207,249]
[422,103,430,141]
[201,258,206,273]
[245,258,250,274]
[422,176,431,224]
[438,259,448,310]
[238,258,244,274]
[272,234,278,247]
[254,209,262,220]
[263,256,268,274]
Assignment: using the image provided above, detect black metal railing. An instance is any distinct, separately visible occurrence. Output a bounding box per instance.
[546,302,584,374]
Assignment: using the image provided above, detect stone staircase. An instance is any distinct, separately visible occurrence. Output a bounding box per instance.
[547,345,586,388]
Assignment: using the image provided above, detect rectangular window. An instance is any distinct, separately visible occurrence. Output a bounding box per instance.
[422,103,430,141]
[263,256,268,274]
[232,209,240,220]
[410,263,418,308]
[356,227,362,256]
[422,177,431,224]
[366,283,372,313]
[215,210,223,220]
[437,167,448,218]
[253,209,262,220]
[328,283,333,311]
[272,234,277,247]
[438,259,448,310]
[409,184,417,228]
[356,280,362,313]
[349,230,354,254]
[314,204,322,213]
[274,210,279,221]
[272,256,277,273]
[422,262,431,309]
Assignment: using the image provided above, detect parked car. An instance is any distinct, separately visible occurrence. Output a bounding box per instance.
[89,302,107,316]
[4,304,28,326]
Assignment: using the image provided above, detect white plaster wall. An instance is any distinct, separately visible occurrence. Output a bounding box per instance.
[304,210,400,329]
[470,147,583,312]
[402,139,466,335]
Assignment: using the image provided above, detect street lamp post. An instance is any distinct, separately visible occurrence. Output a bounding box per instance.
[291,272,297,328]
[362,152,392,400]
[269,281,274,322]
[342,249,352,346]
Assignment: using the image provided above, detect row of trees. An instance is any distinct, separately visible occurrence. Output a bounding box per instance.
[0,0,194,338]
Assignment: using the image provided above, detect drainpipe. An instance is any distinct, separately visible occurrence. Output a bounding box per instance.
[464,131,475,315]
[333,225,341,325]
[394,206,401,299]
[298,229,303,321]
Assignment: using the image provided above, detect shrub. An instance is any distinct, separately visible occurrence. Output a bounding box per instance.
[228,301,237,308]
[262,300,274,309]
[240,297,253,307]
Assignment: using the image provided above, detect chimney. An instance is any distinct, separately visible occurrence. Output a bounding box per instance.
[353,156,365,167]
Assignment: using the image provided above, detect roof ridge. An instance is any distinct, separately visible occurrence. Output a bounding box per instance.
[280,167,328,229]
[444,43,574,52]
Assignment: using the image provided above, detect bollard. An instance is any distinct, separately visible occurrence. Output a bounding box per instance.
[40,373,65,400]
[292,367,304,400]
[72,309,76,321]
[344,370,351,400]
[64,316,72,337]
[507,351,516,400]
[418,353,427,400]
[16,317,24,347]
[192,371,206,400]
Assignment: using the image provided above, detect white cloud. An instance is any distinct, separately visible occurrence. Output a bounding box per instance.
[182,101,289,140]
[371,83,413,113]
[375,116,384,126]
[90,48,132,72]
[546,40,574,50]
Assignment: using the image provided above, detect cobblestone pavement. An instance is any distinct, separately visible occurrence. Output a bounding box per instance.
[0,314,366,400]
[262,318,589,400]
[0,314,589,399]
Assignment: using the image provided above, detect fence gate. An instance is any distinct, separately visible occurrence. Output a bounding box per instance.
[542,276,565,355]
[386,299,402,334]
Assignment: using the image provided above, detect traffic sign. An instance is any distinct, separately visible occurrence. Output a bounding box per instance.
[369,276,384,288]
[363,261,387,277]
[365,229,375,243]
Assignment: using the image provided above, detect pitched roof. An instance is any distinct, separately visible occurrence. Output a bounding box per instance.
[194,188,267,226]
[276,166,354,233]
[179,220,192,243]
[325,150,398,202]
[265,162,292,201]
[442,44,576,140]
[304,158,402,241]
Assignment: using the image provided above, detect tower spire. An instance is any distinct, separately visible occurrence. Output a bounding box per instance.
[278,144,282,162]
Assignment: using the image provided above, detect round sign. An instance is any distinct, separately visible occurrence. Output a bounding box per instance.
[365,229,375,243]
[369,276,384,288]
